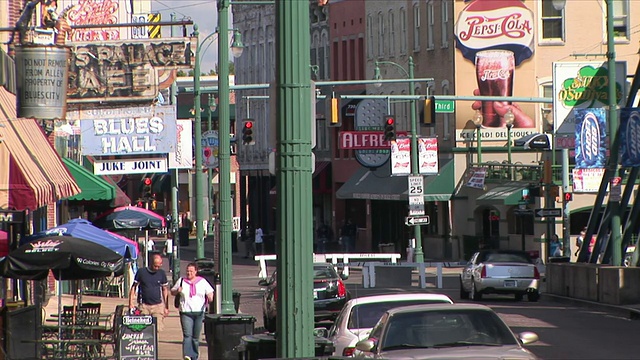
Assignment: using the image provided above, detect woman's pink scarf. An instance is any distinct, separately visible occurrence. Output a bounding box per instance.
[183,276,204,297]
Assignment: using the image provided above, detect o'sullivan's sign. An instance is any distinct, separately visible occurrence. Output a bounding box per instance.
[75,105,177,156]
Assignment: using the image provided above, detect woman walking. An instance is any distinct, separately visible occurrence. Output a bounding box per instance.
[171,262,214,360]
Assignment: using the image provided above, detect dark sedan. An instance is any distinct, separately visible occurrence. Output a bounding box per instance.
[259,262,350,332]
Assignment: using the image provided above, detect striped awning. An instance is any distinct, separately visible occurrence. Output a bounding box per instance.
[0,87,80,210]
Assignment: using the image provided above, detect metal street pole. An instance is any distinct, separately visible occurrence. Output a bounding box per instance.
[374,57,423,262]
[406,57,424,263]
[276,1,314,356]
[218,0,236,314]
[562,148,571,256]
[170,13,180,283]
[193,24,206,260]
[606,0,622,265]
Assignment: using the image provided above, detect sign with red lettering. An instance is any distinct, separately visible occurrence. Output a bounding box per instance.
[338,131,408,150]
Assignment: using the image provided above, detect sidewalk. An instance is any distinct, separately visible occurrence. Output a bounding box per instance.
[44,293,205,360]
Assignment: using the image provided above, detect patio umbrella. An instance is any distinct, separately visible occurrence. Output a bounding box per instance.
[1,235,123,280]
[0,235,124,337]
[92,206,166,230]
[22,219,138,259]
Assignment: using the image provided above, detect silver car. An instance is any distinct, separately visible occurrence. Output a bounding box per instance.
[327,293,453,357]
[460,249,540,302]
[354,303,539,359]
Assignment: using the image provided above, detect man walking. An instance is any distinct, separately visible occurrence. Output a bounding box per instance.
[129,253,170,331]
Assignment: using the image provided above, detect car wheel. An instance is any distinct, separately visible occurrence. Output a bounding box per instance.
[515,293,524,301]
[527,291,540,302]
[459,277,470,299]
[470,279,483,301]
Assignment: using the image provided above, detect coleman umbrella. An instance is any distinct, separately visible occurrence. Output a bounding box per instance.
[22,219,138,259]
[0,236,124,337]
[92,206,166,230]
[1,235,123,281]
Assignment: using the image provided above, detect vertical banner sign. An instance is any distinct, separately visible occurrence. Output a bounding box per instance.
[418,137,438,175]
[619,108,640,167]
[465,167,487,189]
[574,108,607,169]
[202,130,219,169]
[168,119,193,169]
[390,137,411,176]
[553,61,626,149]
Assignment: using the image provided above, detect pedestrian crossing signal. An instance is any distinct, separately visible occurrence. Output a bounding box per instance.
[423,96,435,125]
[564,192,573,202]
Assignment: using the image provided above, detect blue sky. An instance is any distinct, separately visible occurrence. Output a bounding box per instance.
[151,0,224,73]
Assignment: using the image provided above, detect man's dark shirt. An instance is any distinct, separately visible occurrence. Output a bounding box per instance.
[135,267,168,305]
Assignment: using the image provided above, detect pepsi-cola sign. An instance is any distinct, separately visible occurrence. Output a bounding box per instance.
[574,108,606,169]
[620,108,640,167]
[455,0,534,65]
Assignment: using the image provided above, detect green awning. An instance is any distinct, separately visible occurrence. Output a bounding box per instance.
[476,182,529,205]
[62,158,116,201]
[336,160,455,201]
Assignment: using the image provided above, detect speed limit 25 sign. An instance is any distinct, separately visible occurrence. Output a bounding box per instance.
[408,176,424,196]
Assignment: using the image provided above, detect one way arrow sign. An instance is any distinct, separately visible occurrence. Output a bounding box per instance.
[405,216,431,226]
[534,208,562,218]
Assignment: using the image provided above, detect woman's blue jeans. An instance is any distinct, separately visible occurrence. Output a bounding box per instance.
[180,311,204,359]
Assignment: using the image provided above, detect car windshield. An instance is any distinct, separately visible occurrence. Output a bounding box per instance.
[348,300,451,330]
[380,309,518,351]
[313,264,339,279]
[478,251,533,264]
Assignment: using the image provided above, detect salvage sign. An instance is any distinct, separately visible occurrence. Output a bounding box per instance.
[339,131,408,150]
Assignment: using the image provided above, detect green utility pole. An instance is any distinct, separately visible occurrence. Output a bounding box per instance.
[170,13,180,283]
[275,0,314,357]
[217,0,236,314]
[606,0,621,265]
[193,24,206,260]
[407,58,424,263]
[374,57,423,263]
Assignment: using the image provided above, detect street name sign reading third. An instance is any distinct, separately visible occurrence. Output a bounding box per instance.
[534,208,562,218]
[435,100,455,113]
[405,216,431,226]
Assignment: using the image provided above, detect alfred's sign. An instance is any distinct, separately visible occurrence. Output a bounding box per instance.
[339,131,408,150]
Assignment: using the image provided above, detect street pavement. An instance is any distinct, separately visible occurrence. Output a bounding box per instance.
[43,236,640,359]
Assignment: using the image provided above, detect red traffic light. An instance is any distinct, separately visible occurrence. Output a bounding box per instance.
[143,177,152,186]
[244,121,253,129]
[385,117,394,126]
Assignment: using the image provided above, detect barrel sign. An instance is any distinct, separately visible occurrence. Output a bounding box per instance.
[620,108,640,167]
[15,45,70,120]
[574,108,606,169]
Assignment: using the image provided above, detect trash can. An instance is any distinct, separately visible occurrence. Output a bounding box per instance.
[238,333,335,360]
[205,314,255,360]
[179,227,190,246]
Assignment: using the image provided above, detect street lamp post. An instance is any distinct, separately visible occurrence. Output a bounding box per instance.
[217,0,244,314]
[374,56,424,263]
[193,18,243,291]
[472,111,483,163]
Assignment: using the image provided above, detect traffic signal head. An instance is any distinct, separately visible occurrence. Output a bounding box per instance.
[329,97,341,126]
[423,96,435,126]
[383,115,395,141]
[142,177,153,199]
[242,120,255,145]
[564,192,573,202]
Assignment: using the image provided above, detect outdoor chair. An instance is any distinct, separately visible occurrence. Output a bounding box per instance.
[100,304,125,359]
